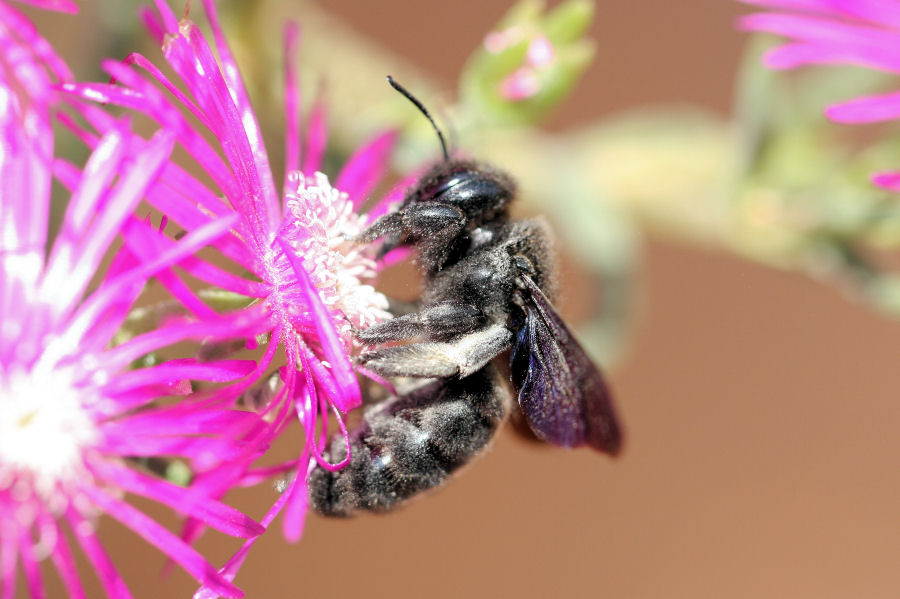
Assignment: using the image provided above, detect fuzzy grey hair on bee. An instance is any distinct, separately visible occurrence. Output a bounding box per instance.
[308,77,621,516]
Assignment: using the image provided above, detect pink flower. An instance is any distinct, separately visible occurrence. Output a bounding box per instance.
[739,0,900,189]
[62,0,411,585]
[1,3,268,597]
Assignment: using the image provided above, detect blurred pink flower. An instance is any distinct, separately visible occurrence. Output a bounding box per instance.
[62,0,411,587]
[739,0,900,189]
[1,2,270,598]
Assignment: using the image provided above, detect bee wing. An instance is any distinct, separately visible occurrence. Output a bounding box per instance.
[509,275,622,455]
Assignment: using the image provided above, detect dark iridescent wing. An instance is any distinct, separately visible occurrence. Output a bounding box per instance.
[509,274,622,455]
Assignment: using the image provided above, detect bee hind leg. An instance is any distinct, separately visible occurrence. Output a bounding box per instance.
[355,302,486,345]
[358,323,512,379]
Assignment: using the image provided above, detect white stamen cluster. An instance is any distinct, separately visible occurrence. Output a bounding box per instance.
[0,367,97,499]
[284,171,391,343]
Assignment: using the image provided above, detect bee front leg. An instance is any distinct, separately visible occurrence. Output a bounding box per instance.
[400,202,466,271]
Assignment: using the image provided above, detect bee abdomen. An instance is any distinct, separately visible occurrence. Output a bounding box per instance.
[308,367,508,516]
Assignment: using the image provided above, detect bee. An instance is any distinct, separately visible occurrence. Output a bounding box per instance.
[307,77,622,516]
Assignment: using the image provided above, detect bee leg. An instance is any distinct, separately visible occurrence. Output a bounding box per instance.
[358,323,512,379]
[400,202,466,270]
[356,211,402,243]
[356,302,485,345]
[358,203,467,268]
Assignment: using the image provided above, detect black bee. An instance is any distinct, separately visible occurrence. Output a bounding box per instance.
[307,77,622,516]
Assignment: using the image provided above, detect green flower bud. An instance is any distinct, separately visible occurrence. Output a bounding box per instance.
[460,0,596,125]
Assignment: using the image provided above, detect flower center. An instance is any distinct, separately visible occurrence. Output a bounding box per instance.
[0,367,98,496]
[277,171,390,343]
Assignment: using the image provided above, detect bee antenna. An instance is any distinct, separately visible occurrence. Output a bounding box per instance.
[386,75,450,162]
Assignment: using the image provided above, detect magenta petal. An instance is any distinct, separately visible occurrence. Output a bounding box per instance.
[1,528,17,599]
[193,473,300,599]
[825,89,900,122]
[103,407,253,438]
[88,460,264,539]
[14,0,79,13]
[302,95,328,175]
[55,213,240,362]
[0,1,72,86]
[42,128,175,326]
[871,170,900,190]
[335,130,398,208]
[17,529,45,599]
[66,509,134,599]
[281,462,309,543]
[198,0,280,232]
[366,169,421,221]
[101,307,267,371]
[103,359,255,395]
[40,511,86,599]
[81,486,244,598]
[276,237,360,411]
[119,217,269,298]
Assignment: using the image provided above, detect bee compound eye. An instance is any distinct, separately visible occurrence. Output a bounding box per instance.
[431,173,471,198]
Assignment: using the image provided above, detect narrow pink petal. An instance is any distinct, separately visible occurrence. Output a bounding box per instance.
[103,406,254,438]
[193,473,300,599]
[175,382,293,552]
[761,41,849,69]
[301,94,327,175]
[17,529,45,599]
[13,0,79,13]
[366,169,421,220]
[199,0,281,232]
[0,527,17,599]
[101,307,267,370]
[66,508,134,599]
[0,2,72,84]
[163,21,274,246]
[738,0,841,12]
[276,237,360,411]
[42,129,175,324]
[740,0,900,29]
[80,486,243,598]
[378,246,414,268]
[281,459,309,542]
[121,52,213,132]
[88,460,264,538]
[139,5,165,43]
[153,267,220,319]
[39,511,86,599]
[102,359,255,396]
[0,89,50,356]
[55,111,99,149]
[335,130,398,208]
[356,365,398,396]
[119,217,269,298]
[47,122,128,262]
[62,75,246,220]
[50,213,240,367]
[739,13,900,73]
[104,432,258,469]
[825,89,900,122]
[283,21,302,182]
[151,0,180,34]
[871,170,900,191]
[104,382,193,413]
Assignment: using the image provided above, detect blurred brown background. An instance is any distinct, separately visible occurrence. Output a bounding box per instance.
[27,0,900,597]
